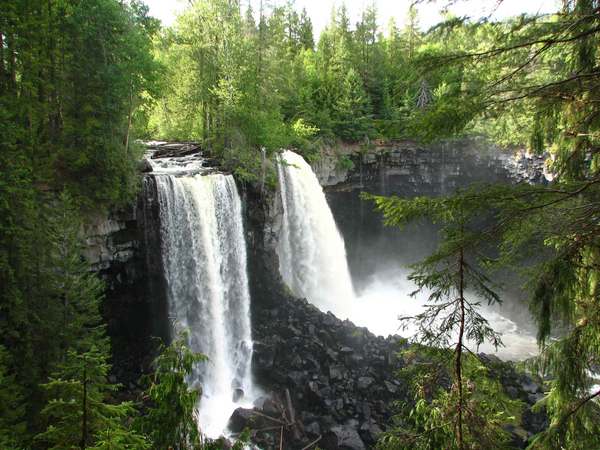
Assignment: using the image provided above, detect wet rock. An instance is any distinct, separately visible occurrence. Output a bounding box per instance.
[228,408,272,433]
[232,388,244,402]
[139,158,153,173]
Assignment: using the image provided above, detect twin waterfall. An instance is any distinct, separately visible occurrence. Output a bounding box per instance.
[276,150,355,315]
[155,173,255,438]
[152,150,354,438]
[151,148,537,440]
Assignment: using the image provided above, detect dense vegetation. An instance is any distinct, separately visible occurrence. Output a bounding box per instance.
[1,0,600,448]
[0,1,200,448]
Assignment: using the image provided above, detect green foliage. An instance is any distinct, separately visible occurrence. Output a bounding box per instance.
[138,331,207,450]
[36,347,147,450]
[363,5,600,446]
[0,345,26,449]
[46,192,107,358]
[379,348,520,450]
[1,1,158,441]
[1,0,159,210]
[336,155,355,171]
[146,1,450,182]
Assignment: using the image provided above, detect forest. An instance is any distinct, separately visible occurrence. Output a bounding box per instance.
[1,0,599,449]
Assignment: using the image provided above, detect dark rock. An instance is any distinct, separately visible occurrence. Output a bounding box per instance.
[139,158,153,173]
[360,420,383,444]
[383,380,397,394]
[357,376,374,390]
[329,365,346,381]
[232,388,244,402]
[323,425,366,450]
[521,379,541,394]
[523,407,548,435]
[305,421,321,437]
[228,408,272,433]
[262,398,282,417]
[148,141,202,159]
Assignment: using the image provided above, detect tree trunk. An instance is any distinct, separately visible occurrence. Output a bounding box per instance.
[124,80,133,155]
[455,246,465,450]
[80,355,88,450]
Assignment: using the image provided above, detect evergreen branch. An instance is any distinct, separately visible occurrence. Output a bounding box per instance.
[434,23,600,63]
[484,71,600,105]
[539,388,600,444]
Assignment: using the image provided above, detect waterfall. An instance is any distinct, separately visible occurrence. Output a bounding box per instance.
[155,173,255,438]
[276,150,355,314]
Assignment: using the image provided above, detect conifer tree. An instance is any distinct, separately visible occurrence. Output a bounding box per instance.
[36,347,147,450]
[0,345,26,449]
[367,191,520,449]
[333,68,372,141]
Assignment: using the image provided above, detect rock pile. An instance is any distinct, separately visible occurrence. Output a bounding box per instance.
[239,292,547,449]
[249,295,406,449]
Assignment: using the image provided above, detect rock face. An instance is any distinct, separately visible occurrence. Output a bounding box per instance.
[83,178,169,391]
[82,208,138,273]
[312,138,549,190]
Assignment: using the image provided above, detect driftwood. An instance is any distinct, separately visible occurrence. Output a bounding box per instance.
[299,435,323,450]
[147,141,202,159]
[286,388,302,441]
[228,389,314,448]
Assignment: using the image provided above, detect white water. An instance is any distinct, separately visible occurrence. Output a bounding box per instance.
[277,150,356,313]
[155,173,257,438]
[277,151,538,361]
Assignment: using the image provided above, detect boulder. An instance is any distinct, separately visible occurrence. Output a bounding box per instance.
[232,388,244,402]
[323,425,366,450]
[357,376,374,390]
[228,408,272,433]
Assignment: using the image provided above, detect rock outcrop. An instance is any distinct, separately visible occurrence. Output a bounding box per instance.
[312,138,550,190]
[83,179,169,393]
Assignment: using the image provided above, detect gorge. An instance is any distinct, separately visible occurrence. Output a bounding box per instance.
[91,140,549,449]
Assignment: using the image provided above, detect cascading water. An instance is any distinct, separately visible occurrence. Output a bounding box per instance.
[154,172,256,438]
[277,150,355,315]
[276,150,538,360]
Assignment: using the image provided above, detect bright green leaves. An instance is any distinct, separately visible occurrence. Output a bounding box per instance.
[378,348,521,450]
